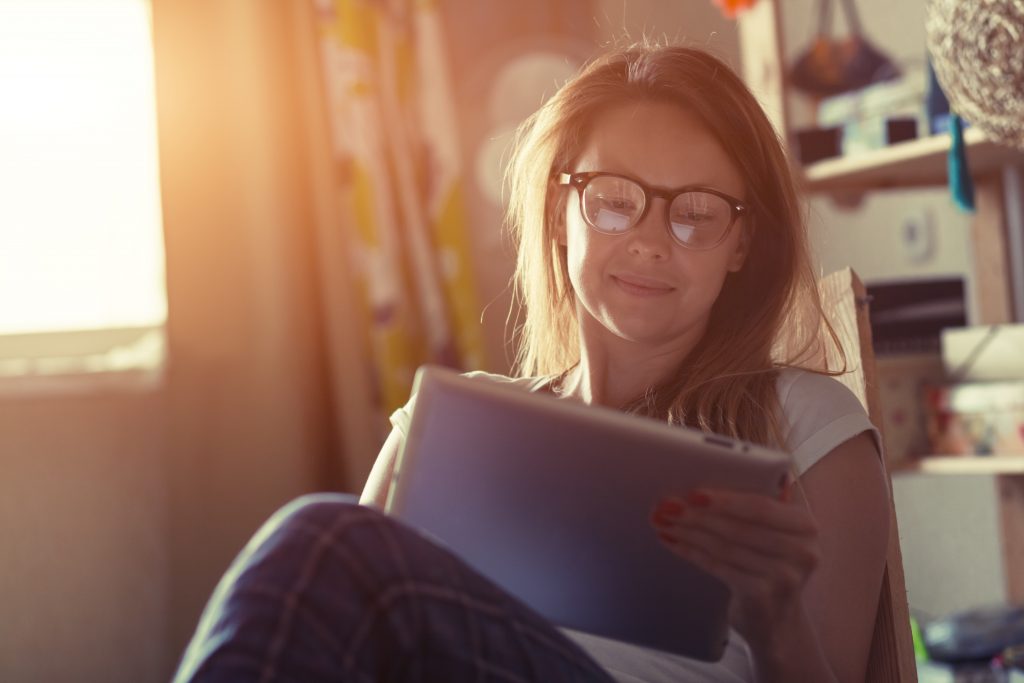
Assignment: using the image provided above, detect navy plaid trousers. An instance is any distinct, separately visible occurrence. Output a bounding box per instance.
[173,493,616,683]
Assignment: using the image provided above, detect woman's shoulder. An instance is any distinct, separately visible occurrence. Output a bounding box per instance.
[773,368,880,476]
[774,367,864,411]
[460,370,551,392]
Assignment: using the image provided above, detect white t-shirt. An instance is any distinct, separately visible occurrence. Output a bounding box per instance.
[388,368,879,683]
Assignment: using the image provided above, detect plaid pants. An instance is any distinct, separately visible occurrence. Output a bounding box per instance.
[173,493,617,683]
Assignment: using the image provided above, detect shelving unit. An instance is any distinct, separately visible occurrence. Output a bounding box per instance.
[738,3,1024,327]
[803,128,1023,193]
[737,0,1024,626]
[893,456,1024,476]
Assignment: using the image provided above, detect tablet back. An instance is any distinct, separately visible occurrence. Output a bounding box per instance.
[386,365,790,661]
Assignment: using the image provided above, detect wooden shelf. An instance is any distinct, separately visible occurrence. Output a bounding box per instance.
[801,128,1024,194]
[892,455,1024,476]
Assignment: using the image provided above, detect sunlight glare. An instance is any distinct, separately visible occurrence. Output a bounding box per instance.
[0,0,167,335]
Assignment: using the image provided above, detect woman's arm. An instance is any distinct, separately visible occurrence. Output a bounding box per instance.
[359,429,404,509]
[652,431,889,682]
[787,431,890,682]
[732,432,889,682]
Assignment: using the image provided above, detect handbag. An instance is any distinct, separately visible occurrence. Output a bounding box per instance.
[789,0,900,97]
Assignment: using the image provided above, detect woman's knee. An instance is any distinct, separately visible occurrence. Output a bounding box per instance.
[248,492,460,592]
[269,492,364,531]
[232,493,376,570]
[258,493,417,561]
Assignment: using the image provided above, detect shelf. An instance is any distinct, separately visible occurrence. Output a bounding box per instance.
[892,455,1024,476]
[801,128,1024,194]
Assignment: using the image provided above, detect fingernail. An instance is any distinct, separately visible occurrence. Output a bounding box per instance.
[657,499,685,517]
[780,478,793,503]
[686,491,712,507]
[658,532,676,544]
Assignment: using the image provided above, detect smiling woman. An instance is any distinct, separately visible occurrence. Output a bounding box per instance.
[0,0,166,384]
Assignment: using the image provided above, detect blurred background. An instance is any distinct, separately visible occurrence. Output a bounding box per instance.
[1,0,1020,681]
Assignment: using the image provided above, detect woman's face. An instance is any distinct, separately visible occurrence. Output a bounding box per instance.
[560,99,750,351]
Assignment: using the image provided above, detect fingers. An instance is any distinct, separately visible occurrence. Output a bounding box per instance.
[671,489,818,536]
[650,486,822,644]
[671,539,810,621]
[667,533,804,596]
[669,522,819,574]
[650,492,821,588]
[653,515,819,611]
[663,512,820,567]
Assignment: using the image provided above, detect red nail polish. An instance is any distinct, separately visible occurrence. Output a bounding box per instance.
[660,499,683,514]
[687,491,712,507]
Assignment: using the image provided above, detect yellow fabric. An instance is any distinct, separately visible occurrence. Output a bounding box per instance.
[315,0,484,430]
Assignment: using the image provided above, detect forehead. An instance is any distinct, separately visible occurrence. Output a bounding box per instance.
[573,100,745,198]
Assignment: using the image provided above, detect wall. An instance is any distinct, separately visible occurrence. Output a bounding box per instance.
[440,1,600,374]
[892,474,1006,618]
[152,0,335,664]
[595,0,739,64]
[0,391,168,682]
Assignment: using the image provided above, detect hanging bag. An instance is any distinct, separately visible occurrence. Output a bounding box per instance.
[790,0,900,97]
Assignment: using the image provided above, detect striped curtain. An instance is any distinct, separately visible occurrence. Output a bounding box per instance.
[313,0,484,429]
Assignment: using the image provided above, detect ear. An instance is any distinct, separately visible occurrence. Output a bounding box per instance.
[726,222,751,273]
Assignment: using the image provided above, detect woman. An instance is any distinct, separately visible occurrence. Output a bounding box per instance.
[175,44,890,683]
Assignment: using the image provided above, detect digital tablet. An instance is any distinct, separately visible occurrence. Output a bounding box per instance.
[385,365,791,661]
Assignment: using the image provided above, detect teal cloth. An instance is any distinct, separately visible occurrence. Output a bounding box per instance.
[948,114,975,212]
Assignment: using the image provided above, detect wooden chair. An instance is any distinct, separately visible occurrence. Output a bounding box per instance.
[817,267,918,682]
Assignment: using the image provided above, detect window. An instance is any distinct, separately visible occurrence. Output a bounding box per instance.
[0,0,167,390]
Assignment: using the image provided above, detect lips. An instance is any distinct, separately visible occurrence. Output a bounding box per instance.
[612,273,675,296]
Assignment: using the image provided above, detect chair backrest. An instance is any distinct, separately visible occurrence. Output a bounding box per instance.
[817,267,918,683]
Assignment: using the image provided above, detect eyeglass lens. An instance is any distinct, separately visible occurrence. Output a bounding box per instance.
[581,175,732,249]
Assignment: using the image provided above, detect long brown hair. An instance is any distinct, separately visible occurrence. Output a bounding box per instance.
[505,43,844,448]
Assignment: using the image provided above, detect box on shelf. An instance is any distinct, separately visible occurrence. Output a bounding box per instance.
[816,68,928,156]
[942,324,1024,382]
[924,381,1024,456]
[794,126,842,164]
[876,354,947,465]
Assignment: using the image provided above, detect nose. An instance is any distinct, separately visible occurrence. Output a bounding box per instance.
[626,197,673,259]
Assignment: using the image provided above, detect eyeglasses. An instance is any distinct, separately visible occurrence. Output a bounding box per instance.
[557,171,748,250]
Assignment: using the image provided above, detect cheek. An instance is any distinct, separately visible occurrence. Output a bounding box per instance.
[677,250,736,307]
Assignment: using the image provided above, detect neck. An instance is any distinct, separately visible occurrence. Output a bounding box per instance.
[558,318,707,409]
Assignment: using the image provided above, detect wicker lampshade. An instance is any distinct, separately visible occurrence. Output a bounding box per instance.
[925,0,1024,151]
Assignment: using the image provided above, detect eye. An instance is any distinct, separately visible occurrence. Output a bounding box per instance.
[595,194,637,212]
[671,192,729,228]
[673,209,717,224]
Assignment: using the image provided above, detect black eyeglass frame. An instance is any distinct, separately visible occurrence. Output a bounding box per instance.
[557,171,749,250]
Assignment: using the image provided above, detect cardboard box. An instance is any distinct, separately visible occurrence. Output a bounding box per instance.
[942,324,1024,382]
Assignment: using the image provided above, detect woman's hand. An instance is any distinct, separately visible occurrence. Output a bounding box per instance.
[650,482,821,651]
